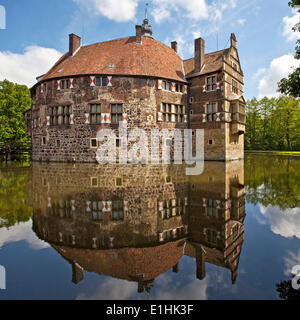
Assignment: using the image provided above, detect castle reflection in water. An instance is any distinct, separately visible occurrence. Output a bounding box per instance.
[28,161,246,293]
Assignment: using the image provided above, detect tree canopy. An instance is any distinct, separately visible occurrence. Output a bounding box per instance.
[278,1,300,97]
[245,96,300,151]
[0,80,31,151]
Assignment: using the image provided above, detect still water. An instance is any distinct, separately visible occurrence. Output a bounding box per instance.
[0,154,299,300]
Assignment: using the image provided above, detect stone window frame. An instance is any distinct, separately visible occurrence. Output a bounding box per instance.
[161,81,184,93]
[95,76,108,87]
[90,177,98,187]
[160,103,185,123]
[206,102,217,122]
[49,105,72,126]
[232,79,239,94]
[206,75,217,91]
[61,79,70,90]
[41,136,47,146]
[112,200,124,221]
[161,198,185,220]
[90,104,102,124]
[110,103,123,124]
[90,138,98,149]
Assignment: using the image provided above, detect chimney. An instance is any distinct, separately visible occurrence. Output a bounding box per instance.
[136,25,142,43]
[171,41,178,53]
[69,33,81,56]
[194,38,205,73]
[231,33,237,48]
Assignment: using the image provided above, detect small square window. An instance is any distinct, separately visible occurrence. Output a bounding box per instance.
[91,177,98,187]
[116,178,122,186]
[91,138,98,148]
[209,140,213,145]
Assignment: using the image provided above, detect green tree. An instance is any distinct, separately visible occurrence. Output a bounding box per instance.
[0,80,31,153]
[278,1,300,97]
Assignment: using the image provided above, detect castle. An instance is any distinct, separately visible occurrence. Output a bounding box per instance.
[30,161,246,292]
[25,18,245,162]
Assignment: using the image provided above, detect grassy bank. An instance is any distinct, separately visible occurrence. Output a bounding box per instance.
[245,150,300,157]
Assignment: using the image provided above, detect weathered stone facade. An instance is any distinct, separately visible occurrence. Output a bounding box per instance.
[26,20,245,162]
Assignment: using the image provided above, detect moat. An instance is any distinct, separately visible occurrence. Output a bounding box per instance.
[0,154,299,300]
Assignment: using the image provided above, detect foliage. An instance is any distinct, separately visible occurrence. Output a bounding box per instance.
[245,96,300,151]
[278,1,300,97]
[0,165,33,228]
[245,154,300,210]
[0,80,31,151]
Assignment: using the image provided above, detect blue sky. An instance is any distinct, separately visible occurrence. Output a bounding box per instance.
[0,0,299,99]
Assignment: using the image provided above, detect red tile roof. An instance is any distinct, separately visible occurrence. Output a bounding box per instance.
[184,49,230,78]
[40,36,186,83]
[53,239,185,282]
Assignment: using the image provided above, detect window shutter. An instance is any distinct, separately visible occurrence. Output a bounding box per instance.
[158,201,164,211]
[46,116,50,126]
[71,200,76,211]
[171,82,176,92]
[107,76,113,87]
[158,233,164,242]
[122,113,128,124]
[202,198,207,207]
[157,79,163,90]
[110,237,114,248]
[202,114,207,123]
[48,197,52,208]
[70,114,74,125]
[70,78,74,89]
[202,85,207,93]
[184,85,188,94]
[216,112,221,122]
[84,113,90,124]
[57,80,61,90]
[184,115,188,123]
[86,201,91,212]
[124,200,129,211]
[40,84,43,93]
[157,112,163,122]
[90,76,96,87]
[216,82,221,90]
[101,113,111,124]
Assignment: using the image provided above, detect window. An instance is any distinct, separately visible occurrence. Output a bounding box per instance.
[166,175,172,183]
[207,229,217,244]
[232,62,238,71]
[190,110,194,115]
[112,200,124,221]
[208,140,213,145]
[160,103,185,123]
[56,140,61,148]
[166,82,171,91]
[50,106,71,125]
[206,103,217,122]
[189,97,194,104]
[90,104,101,124]
[92,201,103,221]
[95,77,107,87]
[116,138,121,148]
[161,198,184,220]
[111,104,123,124]
[61,80,70,89]
[91,177,98,187]
[90,138,98,148]
[116,177,122,186]
[232,79,239,94]
[163,81,167,90]
[206,76,217,91]
[42,137,46,145]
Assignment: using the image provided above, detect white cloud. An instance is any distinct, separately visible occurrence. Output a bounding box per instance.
[237,18,246,26]
[73,0,138,22]
[259,205,300,239]
[0,46,62,87]
[0,220,50,250]
[282,11,300,42]
[258,54,300,98]
[284,250,300,277]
